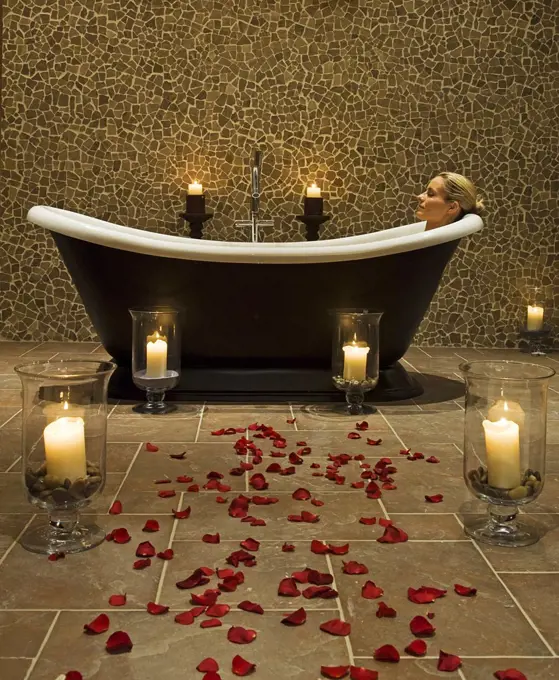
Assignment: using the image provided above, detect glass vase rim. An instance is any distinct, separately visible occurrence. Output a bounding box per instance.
[329,308,384,317]
[459,359,556,382]
[129,306,181,315]
[14,358,117,380]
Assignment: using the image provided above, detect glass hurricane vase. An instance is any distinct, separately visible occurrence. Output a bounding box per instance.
[15,359,116,555]
[332,310,383,415]
[461,360,555,547]
[129,307,182,414]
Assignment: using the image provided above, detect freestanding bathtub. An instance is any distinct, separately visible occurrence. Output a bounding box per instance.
[27,206,483,402]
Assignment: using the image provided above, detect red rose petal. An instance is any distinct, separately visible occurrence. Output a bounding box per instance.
[192,589,220,606]
[289,452,303,465]
[197,658,219,672]
[173,507,191,519]
[237,600,264,615]
[425,494,444,503]
[405,639,427,657]
[302,585,338,599]
[206,603,231,617]
[169,450,187,459]
[320,619,351,636]
[211,429,225,436]
[494,671,528,680]
[410,615,435,637]
[174,611,195,625]
[311,540,329,554]
[301,510,319,523]
[187,484,199,492]
[321,666,350,678]
[286,417,296,424]
[176,568,211,589]
[176,475,193,483]
[112,528,131,544]
[158,489,176,498]
[408,586,447,604]
[349,667,378,680]
[106,631,133,654]
[359,517,377,525]
[348,432,361,439]
[343,561,368,575]
[48,552,65,561]
[351,481,365,489]
[379,518,392,527]
[227,626,257,644]
[232,654,256,676]
[367,438,383,446]
[355,421,369,431]
[426,456,440,464]
[377,525,408,544]
[147,601,169,615]
[311,498,324,507]
[361,581,383,598]
[146,442,159,452]
[292,487,312,501]
[216,496,228,504]
[454,583,477,597]
[376,602,397,618]
[201,618,222,628]
[281,607,307,626]
[202,533,221,544]
[278,577,300,597]
[373,644,400,662]
[142,519,160,533]
[154,478,171,484]
[133,558,151,570]
[83,613,110,634]
[135,541,155,558]
[65,672,83,680]
[157,549,174,560]
[108,594,126,607]
[328,543,349,555]
[437,651,462,672]
[109,500,122,515]
[240,538,260,552]
[282,543,295,552]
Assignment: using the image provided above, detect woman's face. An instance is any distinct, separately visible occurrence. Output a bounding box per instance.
[416,176,458,224]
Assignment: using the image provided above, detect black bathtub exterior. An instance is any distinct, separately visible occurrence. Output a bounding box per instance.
[51,232,461,401]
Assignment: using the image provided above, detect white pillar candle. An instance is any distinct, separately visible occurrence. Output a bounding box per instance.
[342,343,370,381]
[306,183,321,198]
[188,181,203,195]
[487,399,525,429]
[43,416,87,482]
[526,305,544,331]
[482,417,521,489]
[146,336,168,378]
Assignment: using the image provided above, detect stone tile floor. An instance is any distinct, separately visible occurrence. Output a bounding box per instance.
[0,342,559,679]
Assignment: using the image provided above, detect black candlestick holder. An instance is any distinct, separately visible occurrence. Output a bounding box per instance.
[182,195,213,239]
[519,326,553,356]
[296,214,331,241]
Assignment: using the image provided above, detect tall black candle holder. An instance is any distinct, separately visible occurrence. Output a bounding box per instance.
[296,196,330,241]
[519,326,553,356]
[182,194,213,239]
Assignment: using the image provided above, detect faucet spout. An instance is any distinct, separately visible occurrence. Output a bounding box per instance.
[251,149,262,218]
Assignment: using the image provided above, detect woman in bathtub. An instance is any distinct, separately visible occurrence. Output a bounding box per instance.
[416,172,485,231]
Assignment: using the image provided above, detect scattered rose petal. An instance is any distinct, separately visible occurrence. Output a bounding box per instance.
[83,613,110,635]
[311,498,325,507]
[321,666,350,678]
[426,456,440,464]
[108,594,126,607]
[203,533,220,544]
[373,644,400,662]
[169,450,187,460]
[292,488,312,501]
[454,583,477,597]
[197,658,219,673]
[201,618,222,628]
[367,438,382,446]
[106,631,133,654]
[311,540,329,554]
[278,577,300,597]
[48,552,65,561]
[437,651,462,672]
[240,538,260,552]
[174,611,195,625]
[343,561,368,575]
[232,654,256,676]
[376,602,397,618]
[282,543,295,552]
[176,568,211,589]
[112,528,131,544]
[302,585,338,599]
[399,448,411,455]
[147,601,169,615]
[65,673,83,680]
[361,581,383,598]
[187,484,199,492]
[176,475,193,483]
[320,619,351,636]
[154,478,171,484]
[348,432,361,440]
[133,558,151,570]
[379,518,392,527]
[135,541,155,558]
[355,421,369,431]
[146,442,159,452]
[427,612,435,619]
[206,603,231,617]
[227,626,257,644]
[237,601,264,614]
[281,607,307,626]
[158,489,176,498]
[410,615,435,637]
[109,500,122,515]
[425,494,444,503]
[405,639,427,657]
[359,517,377,525]
[173,507,191,519]
[301,510,319,523]
[286,417,296,424]
[211,429,225,436]
[408,586,447,604]
[157,549,174,560]
[377,525,408,544]
[349,667,378,680]
[328,543,349,555]
[494,671,528,680]
[142,519,160,533]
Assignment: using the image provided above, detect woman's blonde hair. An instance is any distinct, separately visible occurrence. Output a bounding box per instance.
[438,172,485,216]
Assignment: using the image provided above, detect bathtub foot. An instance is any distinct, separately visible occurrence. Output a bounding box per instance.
[133,388,177,415]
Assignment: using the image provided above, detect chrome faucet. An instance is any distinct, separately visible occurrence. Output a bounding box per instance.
[235,149,274,242]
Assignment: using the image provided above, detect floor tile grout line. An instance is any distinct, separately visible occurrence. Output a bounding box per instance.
[107,400,120,418]
[170,539,473,543]
[107,442,144,512]
[194,404,206,443]
[89,343,103,353]
[19,342,44,356]
[377,409,407,449]
[497,571,559,574]
[415,347,432,358]
[154,492,183,604]
[23,610,61,680]
[4,456,22,473]
[460,518,558,657]
[289,404,299,430]
[401,357,423,374]
[354,654,557,660]
[0,607,342,613]
[0,408,22,430]
[377,498,390,520]
[0,515,36,567]
[324,553,355,666]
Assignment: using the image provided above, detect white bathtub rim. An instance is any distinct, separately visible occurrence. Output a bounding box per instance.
[27,206,483,264]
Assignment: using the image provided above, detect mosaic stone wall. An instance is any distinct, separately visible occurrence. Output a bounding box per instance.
[1,0,558,345]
